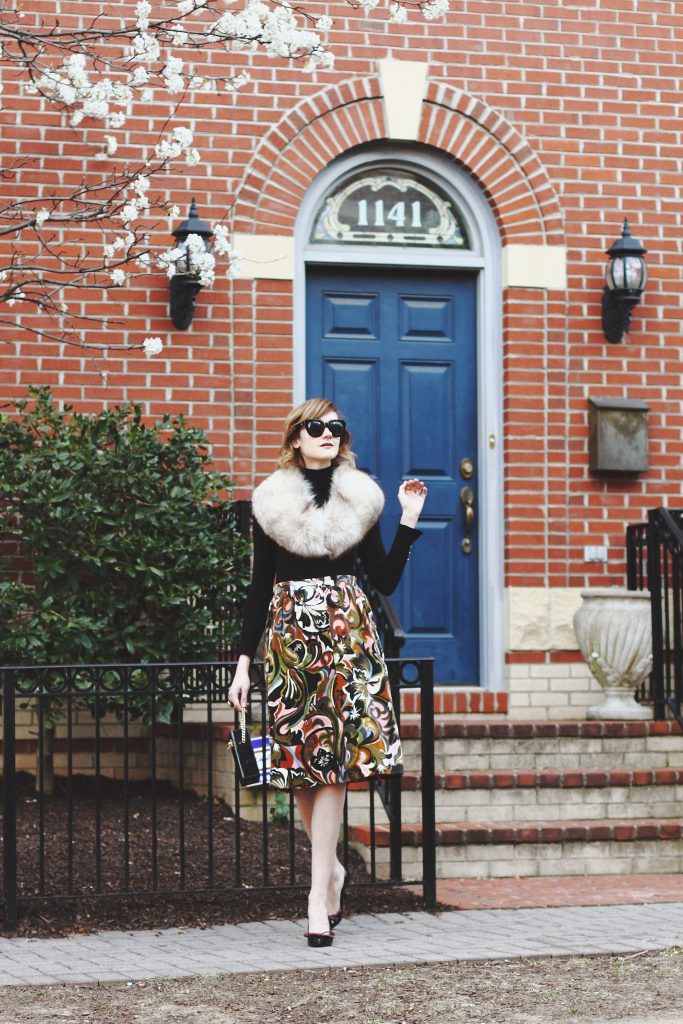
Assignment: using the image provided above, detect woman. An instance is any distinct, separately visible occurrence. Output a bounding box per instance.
[228,398,427,947]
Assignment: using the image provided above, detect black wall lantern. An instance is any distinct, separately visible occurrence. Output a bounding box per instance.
[601,218,648,343]
[169,199,214,330]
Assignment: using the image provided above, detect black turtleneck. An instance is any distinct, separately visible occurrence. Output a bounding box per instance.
[237,466,422,659]
[304,464,333,507]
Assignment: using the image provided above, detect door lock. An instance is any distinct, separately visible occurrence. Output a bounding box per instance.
[460,485,475,555]
[460,457,475,480]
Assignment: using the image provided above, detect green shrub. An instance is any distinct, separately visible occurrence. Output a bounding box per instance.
[0,388,250,670]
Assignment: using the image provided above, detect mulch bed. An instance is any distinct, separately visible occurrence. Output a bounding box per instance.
[1,773,430,938]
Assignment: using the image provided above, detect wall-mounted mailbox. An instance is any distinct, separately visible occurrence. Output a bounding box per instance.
[589,397,649,473]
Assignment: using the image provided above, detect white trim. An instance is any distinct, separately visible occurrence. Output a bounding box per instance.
[232,233,294,280]
[378,59,429,140]
[503,244,567,290]
[294,146,504,692]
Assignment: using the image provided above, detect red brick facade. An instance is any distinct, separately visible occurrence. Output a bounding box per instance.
[3,1,681,703]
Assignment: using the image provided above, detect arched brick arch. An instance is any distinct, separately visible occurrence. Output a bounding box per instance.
[231,76,564,245]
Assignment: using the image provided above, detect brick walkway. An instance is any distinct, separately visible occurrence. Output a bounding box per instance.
[0,876,682,987]
[433,872,683,910]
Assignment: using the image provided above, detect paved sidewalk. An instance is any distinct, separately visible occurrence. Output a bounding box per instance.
[1,902,682,987]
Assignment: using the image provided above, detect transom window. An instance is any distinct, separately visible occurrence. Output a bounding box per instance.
[310,169,470,249]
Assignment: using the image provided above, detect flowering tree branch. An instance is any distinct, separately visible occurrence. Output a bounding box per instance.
[0,0,448,361]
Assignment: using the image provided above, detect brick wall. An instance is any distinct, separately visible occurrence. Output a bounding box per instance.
[3,1,681,702]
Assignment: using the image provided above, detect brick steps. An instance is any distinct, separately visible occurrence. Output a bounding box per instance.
[348,817,683,881]
[349,817,683,848]
[399,688,508,716]
[401,768,683,790]
[347,716,683,880]
[399,718,683,772]
[399,719,683,740]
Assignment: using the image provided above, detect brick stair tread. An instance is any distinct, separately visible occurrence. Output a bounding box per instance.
[399,719,683,740]
[399,768,683,790]
[348,818,683,847]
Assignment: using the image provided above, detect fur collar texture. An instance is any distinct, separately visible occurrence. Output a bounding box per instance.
[251,464,384,559]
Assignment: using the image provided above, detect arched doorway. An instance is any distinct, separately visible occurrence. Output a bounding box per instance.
[294,146,504,688]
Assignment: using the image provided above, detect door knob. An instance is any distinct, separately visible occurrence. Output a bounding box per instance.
[460,485,475,555]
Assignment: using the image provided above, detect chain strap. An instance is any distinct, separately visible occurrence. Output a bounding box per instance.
[238,709,247,743]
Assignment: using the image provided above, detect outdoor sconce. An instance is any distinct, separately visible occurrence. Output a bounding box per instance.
[169,199,214,330]
[601,218,648,343]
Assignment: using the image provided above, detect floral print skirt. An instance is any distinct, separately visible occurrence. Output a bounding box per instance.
[263,575,403,789]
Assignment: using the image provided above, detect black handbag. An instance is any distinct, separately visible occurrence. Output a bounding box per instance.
[228,711,262,787]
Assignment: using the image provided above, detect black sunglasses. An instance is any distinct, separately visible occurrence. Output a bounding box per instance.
[302,418,346,438]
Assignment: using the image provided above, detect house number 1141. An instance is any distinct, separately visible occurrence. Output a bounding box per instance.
[356,199,422,229]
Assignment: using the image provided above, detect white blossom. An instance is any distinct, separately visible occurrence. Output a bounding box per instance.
[136,1,153,30]
[136,251,152,268]
[143,336,164,357]
[226,71,250,93]
[210,2,329,69]
[132,66,150,86]
[212,224,232,256]
[132,176,150,197]
[389,3,408,23]
[108,111,127,129]
[158,247,183,278]
[109,268,126,286]
[119,203,139,224]
[423,0,449,18]
[128,32,161,63]
[95,134,119,159]
[162,55,185,94]
[316,16,333,31]
[155,125,195,161]
[35,208,50,227]
[103,245,116,259]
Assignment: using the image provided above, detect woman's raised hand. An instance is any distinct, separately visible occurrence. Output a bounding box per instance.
[398,479,428,527]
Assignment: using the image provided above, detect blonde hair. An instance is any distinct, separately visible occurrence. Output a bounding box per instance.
[278,398,356,470]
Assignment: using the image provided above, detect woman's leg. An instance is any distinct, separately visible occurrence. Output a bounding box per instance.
[294,786,347,920]
[296,783,347,934]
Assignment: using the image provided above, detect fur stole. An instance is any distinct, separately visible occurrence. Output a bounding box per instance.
[251,464,384,559]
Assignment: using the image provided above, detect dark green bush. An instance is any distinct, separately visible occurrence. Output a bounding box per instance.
[0,388,250,669]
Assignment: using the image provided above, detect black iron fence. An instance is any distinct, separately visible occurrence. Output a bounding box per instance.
[1,658,435,932]
[645,509,683,724]
[626,510,683,724]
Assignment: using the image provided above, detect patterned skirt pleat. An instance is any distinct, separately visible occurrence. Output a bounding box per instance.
[264,574,403,789]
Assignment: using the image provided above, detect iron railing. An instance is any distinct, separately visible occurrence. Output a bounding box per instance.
[646,509,683,725]
[1,658,435,932]
[626,511,683,724]
[626,521,648,592]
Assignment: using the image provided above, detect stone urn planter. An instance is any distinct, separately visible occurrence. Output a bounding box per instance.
[573,587,653,720]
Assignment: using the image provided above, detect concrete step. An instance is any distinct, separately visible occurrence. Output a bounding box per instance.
[348,817,683,881]
[399,719,683,772]
[396,768,683,823]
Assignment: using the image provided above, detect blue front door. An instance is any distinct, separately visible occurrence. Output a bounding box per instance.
[306,265,479,684]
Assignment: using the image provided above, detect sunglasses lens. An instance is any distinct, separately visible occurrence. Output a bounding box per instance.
[303,419,346,438]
